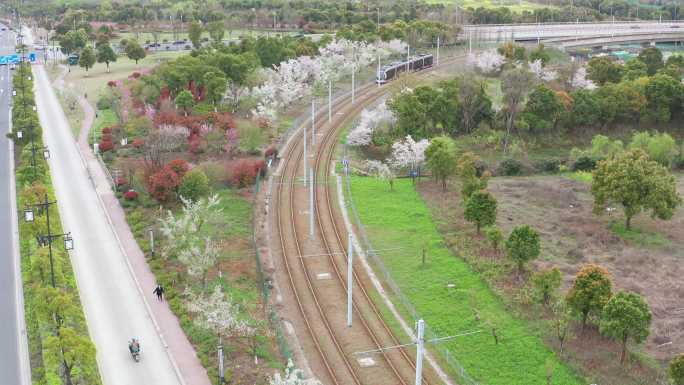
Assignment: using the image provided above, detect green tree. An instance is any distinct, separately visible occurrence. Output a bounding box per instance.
[600,291,651,364]
[96,43,117,73]
[203,71,227,108]
[207,20,225,43]
[592,149,681,229]
[505,225,540,276]
[125,40,146,65]
[179,169,210,202]
[464,190,497,234]
[532,267,562,306]
[589,134,623,159]
[457,152,488,202]
[425,136,457,191]
[644,74,683,123]
[212,52,259,111]
[78,46,96,73]
[566,264,613,330]
[188,21,203,49]
[485,225,503,251]
[174,90,195,116]
[629,132,678,167]
[43,327,99,385]
[457,76,493,134]
[501,68,535,151]
[670,354,684,385]
[58,29,88,57]
[523,84,564,132]
[569,89,600,128]
[638,47,664,75]
[528,44,550,65]
[551,300,573,355]
[622,59,648,80]
[586,57,622,85]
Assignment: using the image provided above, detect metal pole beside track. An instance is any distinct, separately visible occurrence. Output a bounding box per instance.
[347,233,353,327]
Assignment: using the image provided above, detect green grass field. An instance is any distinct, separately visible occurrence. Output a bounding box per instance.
[90,108,118,145]
[347,176,583,385]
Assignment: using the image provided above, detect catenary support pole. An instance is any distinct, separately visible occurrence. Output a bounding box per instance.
[436,35,440,65]
[469,31,472,54]
[303,119,307,186]
[352,64,356,103]
[218,340,224,384]
[415,319,425,385]
[312,98,316,147]
[347,233,353,327]
[328,79,332,123]
[309,167,314,239]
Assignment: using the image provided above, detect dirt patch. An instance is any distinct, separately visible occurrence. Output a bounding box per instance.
[417,174,684,380]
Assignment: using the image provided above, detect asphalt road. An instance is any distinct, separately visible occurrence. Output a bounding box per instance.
[31,37,183,385]
[0,25,30,385]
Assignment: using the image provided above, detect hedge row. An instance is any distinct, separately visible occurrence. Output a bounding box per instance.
[10,64,101,385]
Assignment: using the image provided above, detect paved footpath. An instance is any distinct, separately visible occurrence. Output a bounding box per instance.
[50,64,212,385]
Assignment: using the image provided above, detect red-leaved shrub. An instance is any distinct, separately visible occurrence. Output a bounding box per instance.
[99,139,114,152]
[115,177,128,187]
[102,126,113,135]
[166,159,189,178]
[228,159,266,187]
[124,190,139,200]
[132,138,144,148]
[107,80,117,88]
[131,72,141,79]
[264,146,278,158]
[146,167,180,202]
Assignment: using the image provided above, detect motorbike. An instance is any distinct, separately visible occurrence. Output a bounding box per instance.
[129,340,141,362]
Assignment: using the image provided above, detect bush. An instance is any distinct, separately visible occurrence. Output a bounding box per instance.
[498,158,523,176]
[96,96,111,110]
[179,169,210,202]
[132,138,144,148]
[99,139,114,152]
[572,156,597,171]
[146,167,181,202]
[166,159,189,178]
[535,158,560,173]
[264,146,278,158]
[124,190,139,200]
[102,126,113,135]
[228,159,264,187]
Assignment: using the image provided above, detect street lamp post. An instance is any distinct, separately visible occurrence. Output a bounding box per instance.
[24,194,74,288]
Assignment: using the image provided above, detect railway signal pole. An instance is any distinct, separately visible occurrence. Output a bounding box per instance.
[347,233,353,327]
[414,319,425,385]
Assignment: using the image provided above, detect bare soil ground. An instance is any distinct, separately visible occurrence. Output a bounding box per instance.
[418,174,684,384]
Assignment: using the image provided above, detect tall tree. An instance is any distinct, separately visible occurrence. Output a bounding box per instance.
[505,225,540,276]
[532,267,562,306]
[203,71,227,108]
[464,190,497,233]
[600,291,651,364]
[566,264,613,330]
[501,68,535,151]
[592,149,681,230]
[586,57,623,85]
[522,84,564,132]
[78,46,96,74]
[58,29,88,57]
[622,59,648,80]
[638,47,664,75]
[43,327,99,385]
[457,76,493,134]
[125,40,146,65]
[174,90,195,116]
[188,21,203,49]
[425,136,457,191]
[207,20,225,44]
[96,43,117,73]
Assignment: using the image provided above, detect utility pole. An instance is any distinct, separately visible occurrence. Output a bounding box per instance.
[414,319,425,385]
[311,98,316,147]
[347,233,353,327]
[309,167,314,239]
[217,338,225,384]
[328,79,332,123]
[351,51,356,103]
[303,117,307,186]
[436,35,440,65]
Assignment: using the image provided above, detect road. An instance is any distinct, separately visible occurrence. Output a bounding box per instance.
[0,25,30,385]
[31,35,183,385]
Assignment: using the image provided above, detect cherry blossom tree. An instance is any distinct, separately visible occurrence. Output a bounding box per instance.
[365,160,396,190]
[185,285,253,339]
[346,102,395,146]
[467,50,505,75]
[159,195,221,257]
[178,238,219,287]
[571,67,597,90]
[388,135,430,181]
[529,59,557,82]
[270,360,322,385]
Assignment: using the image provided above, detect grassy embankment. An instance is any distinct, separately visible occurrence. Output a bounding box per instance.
[346,176,583,385]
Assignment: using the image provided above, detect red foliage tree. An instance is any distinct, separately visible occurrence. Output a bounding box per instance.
[228,159,266,187]
[208,112,236,131]
[131,72,141,79]
[146,167,180,202]
[107,80,117,88]
[166,159,189,178]
[102,126,113,135]
[132,138,144,148]
[124,190,139,200]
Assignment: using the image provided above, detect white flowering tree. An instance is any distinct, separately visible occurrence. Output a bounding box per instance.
[185,285,253,339]
[388,135,430,182]
[346,102,395,146]
[269,360,322,385]
[365,160,396,191]
[529,59,557,82]
[159,195,222,258]
[178,238,219,287]
[570,67,597,90]
[467,50,505,75]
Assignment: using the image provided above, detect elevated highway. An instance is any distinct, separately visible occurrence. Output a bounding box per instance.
[544,31,684,49]
[461,20,684,42]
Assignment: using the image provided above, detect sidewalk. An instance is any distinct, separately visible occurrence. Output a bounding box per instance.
[54,68,212,385]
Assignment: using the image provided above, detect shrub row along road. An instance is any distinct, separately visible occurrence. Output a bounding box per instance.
[33,62,183,384]
[0,24,31,385]
[271,59,462,385]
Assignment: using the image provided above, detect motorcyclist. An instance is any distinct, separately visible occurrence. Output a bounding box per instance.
[129,338,140,354]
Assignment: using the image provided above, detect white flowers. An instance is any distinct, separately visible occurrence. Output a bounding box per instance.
[346,101,395,146]
[252,38,407,123]
[571,67,597,90]
[185,285,253,338]
[467,50,505,75]
[388,135,430,172]
[529,59,557,82]
[269,360,322,385]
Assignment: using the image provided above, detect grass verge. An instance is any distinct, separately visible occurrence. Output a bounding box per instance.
[346,175,582,385]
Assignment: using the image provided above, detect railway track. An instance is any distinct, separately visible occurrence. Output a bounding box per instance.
[272,56,461,385]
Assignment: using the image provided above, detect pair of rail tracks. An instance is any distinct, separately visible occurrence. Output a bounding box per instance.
[273,57,461,385]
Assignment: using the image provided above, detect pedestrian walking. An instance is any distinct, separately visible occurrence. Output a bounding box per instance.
[153,284,165,301]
